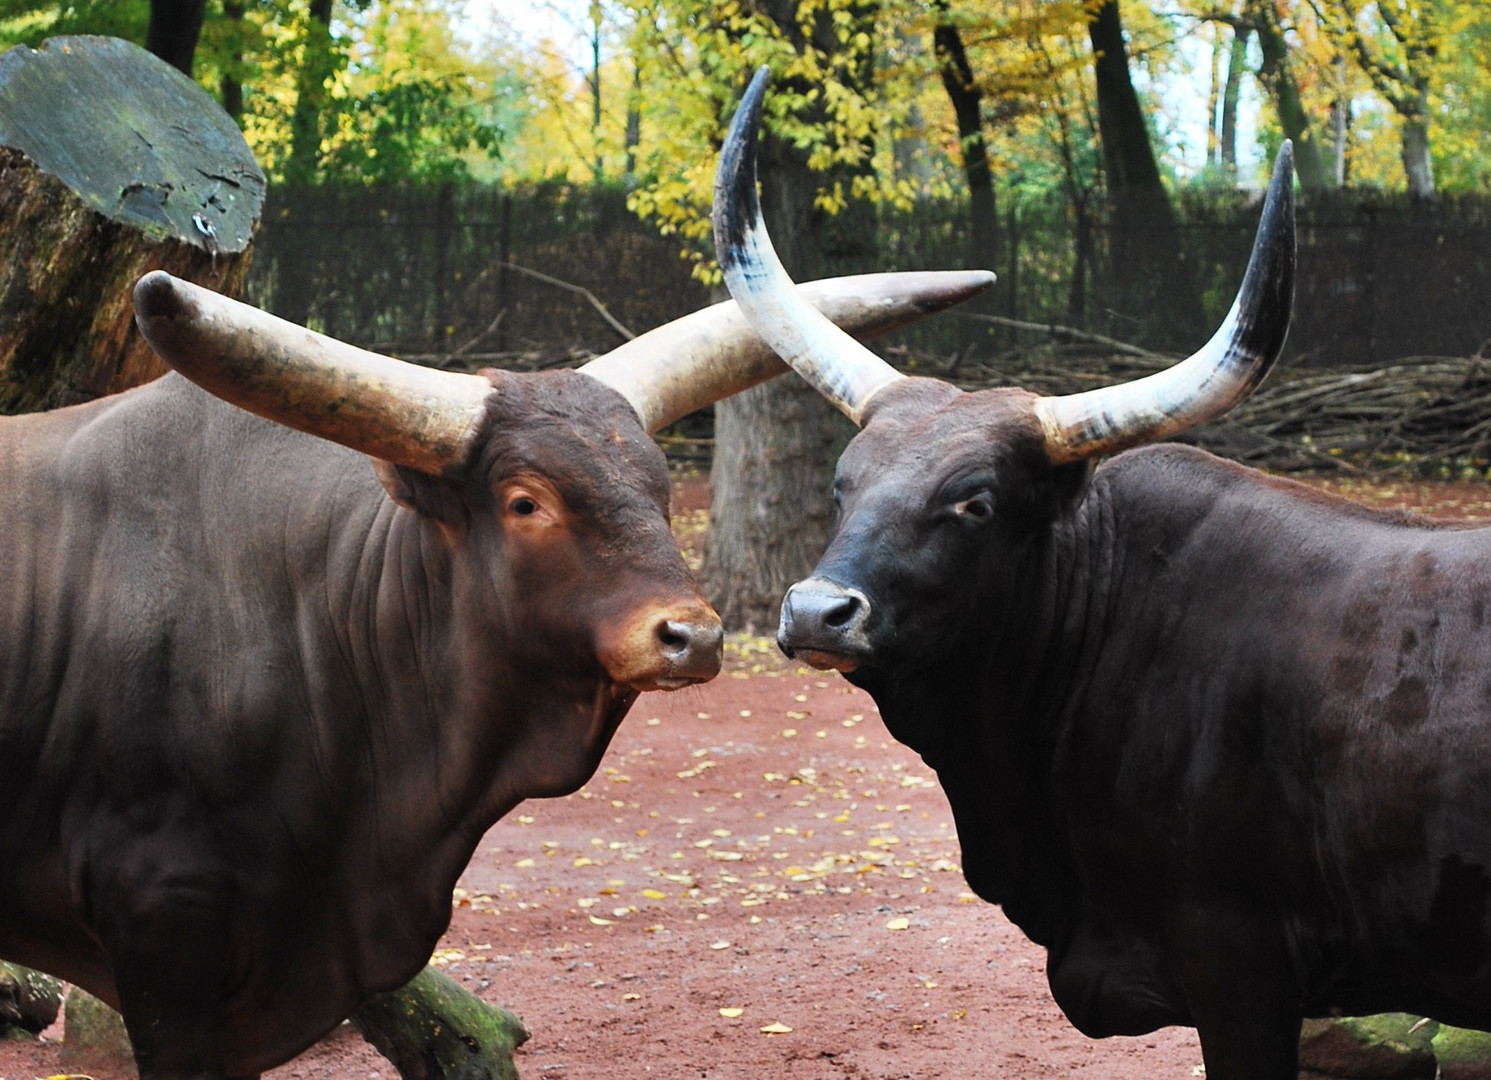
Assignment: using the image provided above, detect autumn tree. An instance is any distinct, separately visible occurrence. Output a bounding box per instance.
[1243,0,1334,190]
[931,0,996,275]
[1087,0,1203,337]
[1306,0,1444,199]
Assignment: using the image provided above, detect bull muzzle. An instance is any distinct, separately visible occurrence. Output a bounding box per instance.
[778,578,872,673]
[600,604,724,692]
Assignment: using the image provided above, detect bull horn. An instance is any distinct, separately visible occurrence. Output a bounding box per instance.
[712,68,964,426]
[1033,144,1296,464]
[136,266,991,462]
[134,271,492,476]
[579,269,997,433]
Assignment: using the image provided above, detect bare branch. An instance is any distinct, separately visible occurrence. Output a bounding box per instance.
[501,262,636,341]
[957,313,1166,358]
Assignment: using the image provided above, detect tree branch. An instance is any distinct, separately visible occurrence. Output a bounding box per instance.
[957,312,1164,358]
[500,262,636,341]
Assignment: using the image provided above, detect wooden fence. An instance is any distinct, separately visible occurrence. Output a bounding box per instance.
[244,182,1491,368]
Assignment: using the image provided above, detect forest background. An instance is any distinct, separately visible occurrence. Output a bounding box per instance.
[1,0,1486,338]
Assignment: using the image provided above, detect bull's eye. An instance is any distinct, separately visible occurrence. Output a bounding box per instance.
[509,496,538,516]
[954,495,994,522]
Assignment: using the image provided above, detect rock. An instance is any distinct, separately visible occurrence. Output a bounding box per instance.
[1297,1014,1438,1078]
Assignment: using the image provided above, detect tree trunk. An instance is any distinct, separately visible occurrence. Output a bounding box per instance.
[702,373,852,633]
[1067,194,1093,325]
[1207,24,1223,167]
[285,0,336,186]
[0,35,264,413]
[1249,0,1331,190]
[932,11,999,347]
[0,960,61,1037]
[932,3,999,273]
[1220,26,1248,179]
[146,0,208,76]
[220,0,247,124]
[279,0,337,326]
[60,986,135,1075]
[624,60,641,181]
[351,967,529,1080]
[1400,111,1435,200]
[1086,0,1204,342]
[1328,101,1349,187]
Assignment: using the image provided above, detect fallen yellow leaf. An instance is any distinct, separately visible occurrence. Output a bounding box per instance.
[760,1021,794,1034]
[642,888,667,900]
[719,1007,745,1018]
[589,915,615,926]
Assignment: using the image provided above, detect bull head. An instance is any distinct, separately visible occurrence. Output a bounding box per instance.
[713,68,1295,677]
[132,263,990,693]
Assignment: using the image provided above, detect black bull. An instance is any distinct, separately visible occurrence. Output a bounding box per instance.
[717,67,1491,1080]
[0,269,986,1079]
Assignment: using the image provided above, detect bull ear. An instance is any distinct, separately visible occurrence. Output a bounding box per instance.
[1048,459,1094,516]
[373,458,468,534]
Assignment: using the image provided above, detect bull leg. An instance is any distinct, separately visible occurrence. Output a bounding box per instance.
[101,880,236,1080]
[1175,907,1302,1080]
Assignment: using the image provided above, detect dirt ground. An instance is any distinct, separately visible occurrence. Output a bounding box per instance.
[5,474,1490,1080]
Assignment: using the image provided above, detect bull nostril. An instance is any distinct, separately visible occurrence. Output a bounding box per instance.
[658,619,724,658]
[658,620,690,655]
[822,594,862,629]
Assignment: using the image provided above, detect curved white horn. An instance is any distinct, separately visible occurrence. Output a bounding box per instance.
[713,67,927,427]
[134,272,491,475]
[579,270,995,433]
[1032,144,1296,463]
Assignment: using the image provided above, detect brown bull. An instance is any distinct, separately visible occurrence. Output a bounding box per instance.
[0,267,988,1079]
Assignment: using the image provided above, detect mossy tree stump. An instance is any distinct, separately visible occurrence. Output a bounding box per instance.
[0,959,62,1038]
[352,967,530,1080]
[0,34,264,413]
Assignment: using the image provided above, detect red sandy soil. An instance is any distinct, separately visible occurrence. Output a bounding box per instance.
[4,474,1489,1080]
